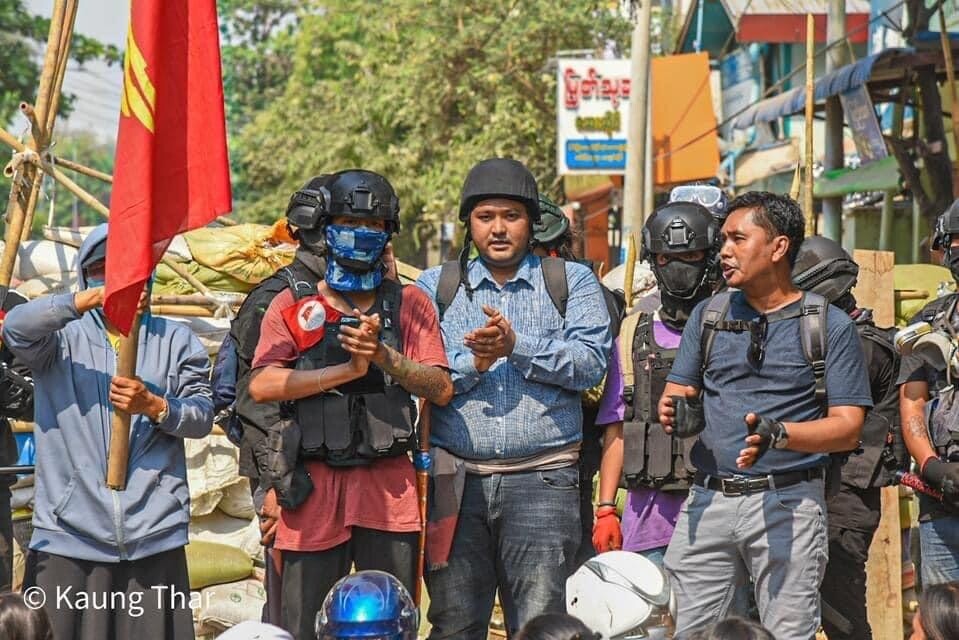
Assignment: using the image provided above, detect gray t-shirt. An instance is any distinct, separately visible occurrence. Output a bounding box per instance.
[668,291,873,477]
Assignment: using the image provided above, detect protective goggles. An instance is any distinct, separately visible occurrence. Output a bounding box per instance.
[669,185,726,216]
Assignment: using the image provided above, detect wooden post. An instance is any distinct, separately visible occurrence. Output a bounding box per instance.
[624,234,637,309]
[939,5,959,197]
[106,309,141,490]
[804,14,816,236]
[851,249,902,638]
[623,0,653,243]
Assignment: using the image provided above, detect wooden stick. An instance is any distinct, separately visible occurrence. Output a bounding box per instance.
[152,293,246,307]
[939,5,959,197]
[150,305,215,317]
[414,401,431,607]
[623,234,637,309]
[106,309,141,489]
[789,163,802,201]
[18,103,43,150]
[804,13,816,235]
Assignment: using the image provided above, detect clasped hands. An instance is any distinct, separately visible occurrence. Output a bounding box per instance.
[464,305,515,373]
[337,309,384,376]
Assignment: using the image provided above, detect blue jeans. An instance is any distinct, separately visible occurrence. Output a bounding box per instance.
[425,466,581,640]
[920,515,959,586]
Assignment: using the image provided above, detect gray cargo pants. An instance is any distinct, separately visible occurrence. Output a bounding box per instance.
[664,477,828,639]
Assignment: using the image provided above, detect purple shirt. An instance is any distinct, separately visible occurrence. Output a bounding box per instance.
[596,338,625,425]
[622,318,687,552]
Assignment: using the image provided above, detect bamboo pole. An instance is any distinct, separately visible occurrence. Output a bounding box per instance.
[624,234,637,309]
[804,14,816,235]
[106,309,141,490]
[939,5,959,197]
[150,305,216,317]
[789,163,802,201]
[152,293,246,307]
[52,156,113,184]
[21,0,78,242]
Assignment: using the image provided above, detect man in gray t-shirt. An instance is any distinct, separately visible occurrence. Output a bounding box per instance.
[658,192,872,639]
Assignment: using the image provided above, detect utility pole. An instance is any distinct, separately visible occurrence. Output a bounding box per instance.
[623,0,653,250]
[823,0,847,241]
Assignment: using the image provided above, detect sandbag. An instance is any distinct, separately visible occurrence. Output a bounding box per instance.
[0,240,78,281]
[154,262,254,296]
[894,264,956,325]
[195,578,266,632]
[183,225,296,285]
[188,509,262,564]
[12,539,24,592]
[185,540,254,590]
[185,434,242,517]
[219,478,256,520]
[16,271,76,298]
[10,484,33,510]
[163,316,231,357]
[601,260,657,307]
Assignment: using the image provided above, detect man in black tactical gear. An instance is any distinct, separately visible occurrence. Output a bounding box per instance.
[248,169,453,639]
[224,175,332,624]
[899,198,959,586]
[592,201,717,564]
[793,236,903,640]
[0,290,33,590]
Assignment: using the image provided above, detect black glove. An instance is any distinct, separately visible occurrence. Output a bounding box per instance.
[745,413,788,459]
[671,395,705,438]
[922,458,959,507]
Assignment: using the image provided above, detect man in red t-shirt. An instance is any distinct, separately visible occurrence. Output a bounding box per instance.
[249,170,452,639]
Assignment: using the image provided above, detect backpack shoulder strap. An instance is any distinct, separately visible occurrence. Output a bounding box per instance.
[283,266,318,301]
[700,291,733,376]
[541,256,569,319]
[798,292,828,406]
[435,261,462,322]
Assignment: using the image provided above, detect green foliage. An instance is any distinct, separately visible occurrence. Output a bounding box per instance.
[0,0,120,124]
[31,130,114,235]
[227,0,630,261]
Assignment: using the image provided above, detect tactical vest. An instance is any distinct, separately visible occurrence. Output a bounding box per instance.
[919,294,959,462]
[289,278,415,466]
[620,312,696,491]
[843,318,907,488]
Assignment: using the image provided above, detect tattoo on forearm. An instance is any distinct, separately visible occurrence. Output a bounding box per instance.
[906,414,934,449]
[378,345,451,403]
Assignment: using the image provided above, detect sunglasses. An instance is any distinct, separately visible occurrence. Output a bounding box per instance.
[748,315,768,369]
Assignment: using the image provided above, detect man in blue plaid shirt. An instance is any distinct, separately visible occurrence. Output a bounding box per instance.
[416,158,611,639]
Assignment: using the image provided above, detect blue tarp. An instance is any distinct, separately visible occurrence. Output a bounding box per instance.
[732,47,914,129]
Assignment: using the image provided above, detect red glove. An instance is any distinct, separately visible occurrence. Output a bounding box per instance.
[592,508,623,553]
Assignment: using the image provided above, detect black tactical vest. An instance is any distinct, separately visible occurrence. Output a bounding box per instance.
[289,278,415,466]
[622,312,696,491]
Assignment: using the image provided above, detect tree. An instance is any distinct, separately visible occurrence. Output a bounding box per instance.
[0,0,121,124]
[228,0,631,263]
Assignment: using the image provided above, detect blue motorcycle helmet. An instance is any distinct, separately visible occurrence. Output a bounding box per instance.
[315,571,418,640]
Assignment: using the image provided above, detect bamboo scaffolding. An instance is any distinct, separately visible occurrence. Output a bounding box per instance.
[52,156,113,183]
[804,14,816,235]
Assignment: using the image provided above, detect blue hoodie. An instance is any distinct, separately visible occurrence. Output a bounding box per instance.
[2,224,213,562]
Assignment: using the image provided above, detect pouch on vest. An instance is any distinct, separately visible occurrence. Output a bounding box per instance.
[262,418,314,509]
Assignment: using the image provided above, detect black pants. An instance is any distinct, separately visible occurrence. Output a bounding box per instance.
[0,485,13,591]
[820,484,881,640]
[575,425,603,567]
[281,527,417,640]
[23,547,194,640]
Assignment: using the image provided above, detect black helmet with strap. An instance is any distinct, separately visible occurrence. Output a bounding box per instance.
[532,194,570,246]
[458,158,540,223]
[318,169,401,233]
[641,201,715,302]
[792,235,859,304]
[286,175,333,231]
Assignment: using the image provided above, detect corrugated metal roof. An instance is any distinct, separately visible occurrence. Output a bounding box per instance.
[720,0,870,20]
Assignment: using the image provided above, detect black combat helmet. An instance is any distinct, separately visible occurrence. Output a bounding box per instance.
[458,158,540,223]
[319,169,401,233]
[642,201,715,300]
[532,194,570,246]
[933,198,959,251]
[285,175,332,231]
[792,235,859,304]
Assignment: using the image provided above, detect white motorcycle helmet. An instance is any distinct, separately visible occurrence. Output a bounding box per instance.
[566,551,675,639]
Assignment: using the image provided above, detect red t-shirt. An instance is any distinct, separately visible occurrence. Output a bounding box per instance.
[252,285,449,552]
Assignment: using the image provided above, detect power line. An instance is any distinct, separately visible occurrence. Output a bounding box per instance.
[653,0,910,161]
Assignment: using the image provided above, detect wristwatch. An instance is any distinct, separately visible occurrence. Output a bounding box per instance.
[154,398,169,424]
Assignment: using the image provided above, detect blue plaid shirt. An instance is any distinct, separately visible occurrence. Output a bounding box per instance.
[416,254,611,460]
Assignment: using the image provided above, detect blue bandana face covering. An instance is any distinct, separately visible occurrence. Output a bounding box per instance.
[324,224,391,292]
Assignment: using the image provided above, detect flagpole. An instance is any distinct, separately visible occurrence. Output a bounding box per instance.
[106,309,142,490]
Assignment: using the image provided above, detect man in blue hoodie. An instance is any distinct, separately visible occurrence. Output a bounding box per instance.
[2,224,213,640]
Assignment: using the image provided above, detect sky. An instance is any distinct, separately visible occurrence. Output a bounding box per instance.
[24,0,129,141]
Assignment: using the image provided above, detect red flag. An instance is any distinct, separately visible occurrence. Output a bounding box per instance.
[104,1,232,335]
